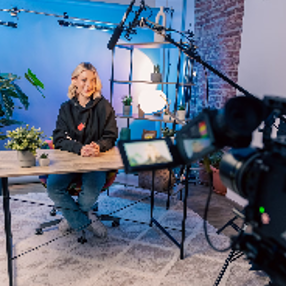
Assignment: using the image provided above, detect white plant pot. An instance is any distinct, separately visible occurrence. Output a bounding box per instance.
[17,151,36,168]
[163,114,170,122]
[123,105,132,116]
[39,158,50,167]
[177,110,186,121]
[150,73,162,83]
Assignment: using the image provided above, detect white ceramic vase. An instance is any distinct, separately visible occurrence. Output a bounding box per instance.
[39,158,50,167]
[154,6,166,42]
[17,150,36,168]
[163,114,170,122]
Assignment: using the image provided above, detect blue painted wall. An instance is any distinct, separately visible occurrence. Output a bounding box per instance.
[0,0,161,149]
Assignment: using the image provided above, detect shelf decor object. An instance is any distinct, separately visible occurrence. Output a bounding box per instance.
[119,127,131,141]
[138,104,145,118]
[122,95,132,116]
[163,111,170,122]
[177,105,186,121]
[154,6,166,42]
[151,64,162,82]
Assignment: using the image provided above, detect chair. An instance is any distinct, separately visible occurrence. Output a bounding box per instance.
[35,140,120,235]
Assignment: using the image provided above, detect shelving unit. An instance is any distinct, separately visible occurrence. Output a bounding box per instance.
[110,41,193,112]
[110,42,194,259]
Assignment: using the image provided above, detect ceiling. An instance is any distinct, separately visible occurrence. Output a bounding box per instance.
[63,0,157,7]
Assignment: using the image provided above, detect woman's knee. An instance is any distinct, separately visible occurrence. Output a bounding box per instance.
[82,171,106,186]
[47,174,73,195]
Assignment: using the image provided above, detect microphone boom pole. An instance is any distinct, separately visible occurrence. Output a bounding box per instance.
[107,0,136,50]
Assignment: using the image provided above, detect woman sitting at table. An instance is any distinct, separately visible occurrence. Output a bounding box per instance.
[47,62,118,239]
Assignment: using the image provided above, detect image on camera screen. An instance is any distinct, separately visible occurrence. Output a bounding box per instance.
[124,140,173,167]
[183,138,212,159]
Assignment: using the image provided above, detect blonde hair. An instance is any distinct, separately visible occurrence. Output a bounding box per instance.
[67,62,102,99]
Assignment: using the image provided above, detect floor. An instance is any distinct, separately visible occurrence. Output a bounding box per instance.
[6,173,243,238]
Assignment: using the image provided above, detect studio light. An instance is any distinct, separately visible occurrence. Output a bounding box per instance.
[57,20,115,31]
[0,20,17,28]
[0,8,117,30]
[138,89,167,114]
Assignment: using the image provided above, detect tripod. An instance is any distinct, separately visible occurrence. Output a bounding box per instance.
[213,215,246,286]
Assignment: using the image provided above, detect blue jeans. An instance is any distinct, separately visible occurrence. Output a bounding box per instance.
[47,171,107,231]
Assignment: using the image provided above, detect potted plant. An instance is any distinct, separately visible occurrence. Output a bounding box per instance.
[39,153,50,167]
[0,69,44,140]
[163,110,170,122]
[162,127,176,142]
[151,64,162,83]
[177,105,186,121]
[122,95,132,116]
[5,124,45,167]
[209,149,227,195]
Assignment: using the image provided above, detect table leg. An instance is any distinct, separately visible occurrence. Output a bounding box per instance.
[2,177,13,286]
[180,166,189,259]
[150,170,155,227]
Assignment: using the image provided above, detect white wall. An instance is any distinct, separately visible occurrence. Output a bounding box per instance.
[238,0,286,98]
[227,0,286,204]
[238,0,286,147]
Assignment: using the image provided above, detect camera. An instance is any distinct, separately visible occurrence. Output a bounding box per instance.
[118,95,286,286]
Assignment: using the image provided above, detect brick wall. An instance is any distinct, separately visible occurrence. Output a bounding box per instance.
[192,0,245,112]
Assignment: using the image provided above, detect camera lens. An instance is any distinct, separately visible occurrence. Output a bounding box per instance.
[219,148,259,198]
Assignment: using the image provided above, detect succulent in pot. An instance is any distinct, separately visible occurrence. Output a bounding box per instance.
[39,153,50,167]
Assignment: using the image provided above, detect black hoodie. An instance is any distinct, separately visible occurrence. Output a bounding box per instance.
[53,96,118,155]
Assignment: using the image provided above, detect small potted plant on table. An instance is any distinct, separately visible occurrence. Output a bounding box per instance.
[122,95,132,116]
[5,124,45,167]
[39,153,50,167]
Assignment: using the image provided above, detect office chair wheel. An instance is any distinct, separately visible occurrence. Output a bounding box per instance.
[78,231,87,244]
[112,220,120,227]
[50,207,57,216]
[35,228,43,235]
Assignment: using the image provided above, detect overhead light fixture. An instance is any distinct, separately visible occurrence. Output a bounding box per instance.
[0,8,117,30]
[10,7,19,17]
[0,20,17,28]
[57,20,115,32]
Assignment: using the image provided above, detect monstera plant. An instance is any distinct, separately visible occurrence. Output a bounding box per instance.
[0,69,44,140]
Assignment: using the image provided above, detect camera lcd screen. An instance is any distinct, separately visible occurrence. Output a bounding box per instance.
[118,138,179,173]
[183,138,212,159]
[175,111,216,164]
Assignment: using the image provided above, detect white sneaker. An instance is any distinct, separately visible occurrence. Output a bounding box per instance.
[87,213,107,239]
[58,218,73,233]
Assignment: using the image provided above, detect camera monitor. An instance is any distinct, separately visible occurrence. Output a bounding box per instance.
[176,111,217,165]
[117,138,181,173]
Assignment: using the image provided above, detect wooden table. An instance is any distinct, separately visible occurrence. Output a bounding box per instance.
[0,148,124,286]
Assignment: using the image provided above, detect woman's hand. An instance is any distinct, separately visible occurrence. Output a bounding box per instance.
[80,142,100,157]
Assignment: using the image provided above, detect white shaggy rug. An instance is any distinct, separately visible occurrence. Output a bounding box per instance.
[0,186,270,286]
